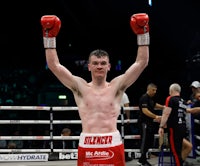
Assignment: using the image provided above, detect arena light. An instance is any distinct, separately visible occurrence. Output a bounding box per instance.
[58,95,67,100]
[148,0,152,6]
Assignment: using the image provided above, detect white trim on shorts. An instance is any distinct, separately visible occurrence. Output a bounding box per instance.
[79,130,122,148]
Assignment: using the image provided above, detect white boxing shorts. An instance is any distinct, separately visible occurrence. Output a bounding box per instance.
[77,130,125,166]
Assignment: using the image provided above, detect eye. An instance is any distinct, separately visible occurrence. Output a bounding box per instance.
[101,61,107,65]
[92,62,98,65]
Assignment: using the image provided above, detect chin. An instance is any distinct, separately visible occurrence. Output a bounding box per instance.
[96,75,104,79]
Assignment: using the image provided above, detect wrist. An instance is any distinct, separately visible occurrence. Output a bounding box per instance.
[159,126,164,129]
[137,32,150,46]
[43,37,56,48]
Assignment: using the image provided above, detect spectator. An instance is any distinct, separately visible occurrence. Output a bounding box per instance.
[61,127,77,149]
[42,129,51,149]
[0,131,7,149]
[192,90,200,108]
[55,127,77,150]
[0,140,7,149]
[7,130,23,149]
[187,81,200,105]
[24,127,40,148]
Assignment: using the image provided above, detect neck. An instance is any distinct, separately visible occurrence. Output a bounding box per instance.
[90,81,108,88]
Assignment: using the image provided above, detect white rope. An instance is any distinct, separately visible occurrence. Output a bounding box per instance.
[54,149,78,153]
[0,148,168,153]
[0,149,51,153]
[0,119,138,124]
[0,106,50,110]
[52,106,78,111]
[125,148,169,152]
[123,106,139,111]
[0,120,50,124]
[0,135,142,140]
[0,135,160,140]
[124,135,140,139]
[0,136,50,140]
[53,136,80,140]
[52,120,83,124]
[0,106,173,112]
[51,106,139,111]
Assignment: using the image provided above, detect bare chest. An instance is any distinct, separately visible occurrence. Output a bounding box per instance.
[83,87,118,109]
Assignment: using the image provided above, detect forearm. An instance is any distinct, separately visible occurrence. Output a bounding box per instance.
[123,103,130,119]
[143,109,157,119]
[159,106,171,128]
[160,114,169,128]
[125,110,130,119]
[187,107,200,114]
[136,46,149,67]
[156,103,165,110]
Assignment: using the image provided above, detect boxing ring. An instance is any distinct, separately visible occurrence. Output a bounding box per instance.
[0,106,199,164]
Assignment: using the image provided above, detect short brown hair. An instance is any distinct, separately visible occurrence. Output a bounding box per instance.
[88,49,109,62]
[61,128,71,134]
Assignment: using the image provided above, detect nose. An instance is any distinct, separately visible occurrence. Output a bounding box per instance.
[97,63,103,68]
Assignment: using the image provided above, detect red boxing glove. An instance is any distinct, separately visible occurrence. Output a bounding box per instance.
[130,13,150,45]
[41,15,61,48]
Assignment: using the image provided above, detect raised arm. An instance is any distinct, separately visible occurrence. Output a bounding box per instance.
[41,15,82,91]
[115,13,149,90]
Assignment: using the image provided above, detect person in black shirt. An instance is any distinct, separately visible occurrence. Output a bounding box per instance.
[187,81,200,105]
[159,83,190,166]
[193,91,200,106]
[137,83,164,166]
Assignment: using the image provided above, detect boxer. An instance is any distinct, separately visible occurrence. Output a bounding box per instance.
[41,13,149,165]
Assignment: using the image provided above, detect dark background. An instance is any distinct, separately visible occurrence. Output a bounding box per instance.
[1,0,200,106]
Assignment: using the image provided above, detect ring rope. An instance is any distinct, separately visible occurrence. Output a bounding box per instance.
[0,106,198,162]
[0,119,138,124]
[0,134,160,140]
[0,148,166,153]
[0,106,139,111]
[0,106,50,110]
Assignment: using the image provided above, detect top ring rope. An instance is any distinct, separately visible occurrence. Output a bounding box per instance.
[0,106,51,110]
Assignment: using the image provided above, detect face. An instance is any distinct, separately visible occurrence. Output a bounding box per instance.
[88,55,111,78]
[62,131,71,136]
[195,92,200,101]
[147,87,157,97]
[192,87,198,92]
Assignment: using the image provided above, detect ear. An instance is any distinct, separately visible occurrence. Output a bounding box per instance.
[88,63,91,71]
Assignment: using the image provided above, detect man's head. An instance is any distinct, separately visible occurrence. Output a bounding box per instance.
[88,49,111,80]
[147,83,157,97]
[61,128,71,136]
[190,81,200,93]
[169,83,181,96]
